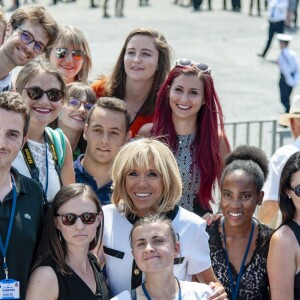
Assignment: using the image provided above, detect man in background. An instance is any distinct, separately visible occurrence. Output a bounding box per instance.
[0,5,58,91]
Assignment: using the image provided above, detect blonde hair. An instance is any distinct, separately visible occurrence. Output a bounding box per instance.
[46,25,92,83]
[111,138,182,216]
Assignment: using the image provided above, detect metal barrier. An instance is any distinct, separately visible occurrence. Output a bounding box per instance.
[225,119,292,156]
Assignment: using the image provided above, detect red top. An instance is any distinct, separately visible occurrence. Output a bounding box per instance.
[91,79,154,138]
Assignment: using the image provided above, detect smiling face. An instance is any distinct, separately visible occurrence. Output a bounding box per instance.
[55,192,101,250]
[0,108,25,170]
[3,20,49,67]
[125,157,164,217]
[131,222,180,274]
[169,73,205,127]
[83,106,130,166]
[220,169,263,227]
[49,44,84,84]
[59,94,91,133]
[22,70,62,129]
[124,34,159,83]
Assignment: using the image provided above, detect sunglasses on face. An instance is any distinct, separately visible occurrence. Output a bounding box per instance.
[67,97,94,112]
[290,185,300,197]
[17,26,45,54]
[55,47,86,61]
[56,212,99,226]
[176,58,211,74]
[24,87,64,102]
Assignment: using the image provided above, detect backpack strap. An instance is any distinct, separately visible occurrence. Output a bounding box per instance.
[45,127,66,167]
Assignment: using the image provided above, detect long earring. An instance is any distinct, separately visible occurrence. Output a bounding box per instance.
[58,111,63,120]
[58,230,62,243]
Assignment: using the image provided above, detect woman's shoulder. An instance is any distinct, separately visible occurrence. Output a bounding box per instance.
[176,206,206,226]
[272,223,300,245]
[30,264,58,284]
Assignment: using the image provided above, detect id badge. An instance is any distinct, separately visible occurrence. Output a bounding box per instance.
[0,279,20,299]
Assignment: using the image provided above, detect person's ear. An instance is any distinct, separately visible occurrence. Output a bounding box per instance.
[21,134,28,149]
[126,131,132,142]
[83,123,88,141]
[174,241,180,257]
[257,191,264,206]
[54,216,61,230]
[286,189,292,199]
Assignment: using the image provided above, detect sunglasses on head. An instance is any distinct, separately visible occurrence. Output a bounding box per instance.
[176,58,211,74]
[56,212,99,226]
[68,97,94,112]
[56,47,86,61]
[290,185,300,197]
[24,87,64,102]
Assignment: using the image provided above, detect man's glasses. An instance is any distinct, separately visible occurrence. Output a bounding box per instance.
[176,58,211,74]
[17,26,45,54]
[290,185,300,197]
[24,87,64,102]
[56,212,99,226]
[67,97,94,112]
[56,47,86,61]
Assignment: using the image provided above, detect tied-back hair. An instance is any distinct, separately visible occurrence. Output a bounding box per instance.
[32,183,103,275]
[108,28,172,116]
[152,65,229,210]
[111,138,182,217]
[129,214,179,248]
[221,145,269,192]
[279,151,300,224]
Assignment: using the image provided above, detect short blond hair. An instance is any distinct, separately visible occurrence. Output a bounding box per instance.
[111,138,182,216]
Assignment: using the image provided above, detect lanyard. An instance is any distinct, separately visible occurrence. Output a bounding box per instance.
[222,219,254,300]
[142,277,182,300]
[0,174,17,279]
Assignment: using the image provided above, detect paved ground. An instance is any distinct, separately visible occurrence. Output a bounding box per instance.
[4,0,300,144]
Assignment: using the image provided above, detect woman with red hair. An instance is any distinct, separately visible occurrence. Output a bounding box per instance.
[151,59,230,218]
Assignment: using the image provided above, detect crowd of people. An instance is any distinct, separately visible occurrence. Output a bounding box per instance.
[0,2,300,300]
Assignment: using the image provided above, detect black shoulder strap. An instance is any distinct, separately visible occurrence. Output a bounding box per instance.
[21,142,49,207]
[21,141,40,182]
[286,220,300,246]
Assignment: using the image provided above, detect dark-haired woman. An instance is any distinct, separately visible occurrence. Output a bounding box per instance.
[151,59,230,218]
[268,151,300,299]
[25,183,109,300]
[207,145,273,299]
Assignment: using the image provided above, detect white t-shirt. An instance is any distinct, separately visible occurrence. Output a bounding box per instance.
[111,281,212,299]
[263,136,300,201]
[102,204,211,297]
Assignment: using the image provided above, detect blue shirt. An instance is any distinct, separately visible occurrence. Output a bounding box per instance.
[74,154,112,205]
